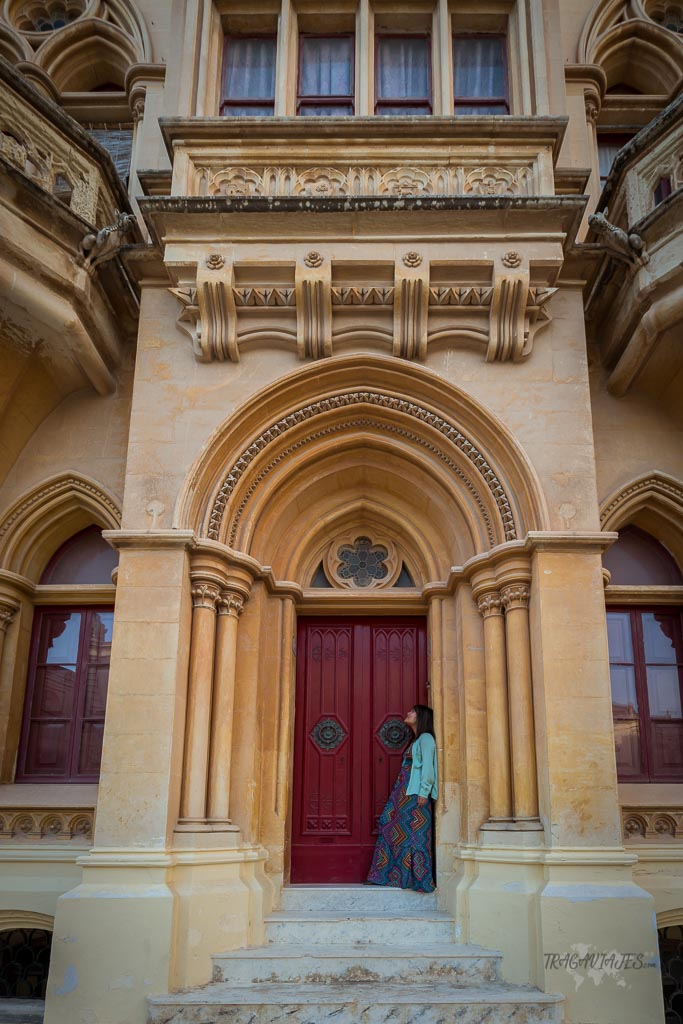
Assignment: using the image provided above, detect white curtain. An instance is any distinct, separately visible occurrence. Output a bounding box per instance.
[224,37,276,104]
[300,36,353,97]
[377,36,430,101]
[453,36,505,102]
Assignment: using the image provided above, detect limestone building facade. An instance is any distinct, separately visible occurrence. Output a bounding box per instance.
[0,1,682,1022]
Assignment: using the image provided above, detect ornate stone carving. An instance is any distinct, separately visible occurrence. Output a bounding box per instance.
[332,287,394,306]
[198,163,535,199]
[584,96,600,125]
[206,253,225,270]
[477,593,503,618]
[80,210,136,271]
[394,276,429,360]
[233,287,295,307]
[587,209,650,265]
[190,581,221,610]
[501,584,531,610]
[0,808,94,842]
[622,806,683,840]
[304,251,324,268]
[402,251,423,268]
[502,251,522,268]
[207,392,516,546]
[325,533,401,589]
[217,592,244,618]
[0,600,18,634]
[170,264,555,365]
[429,286,493,306]
[600,473,683,527]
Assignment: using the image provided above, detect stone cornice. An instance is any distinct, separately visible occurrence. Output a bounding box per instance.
[158,115,569,162]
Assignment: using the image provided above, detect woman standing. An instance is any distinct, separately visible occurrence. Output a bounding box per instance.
[366,703,437,892]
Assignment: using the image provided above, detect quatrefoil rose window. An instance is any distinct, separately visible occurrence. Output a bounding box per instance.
[325,533,401,589]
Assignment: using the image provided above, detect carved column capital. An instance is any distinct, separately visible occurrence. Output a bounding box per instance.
[0,600,19,634]
[190,579,221,610]
[584,96,599,125]
[501,583,530,611]
[477,592,503,618]
[217,591,244,618]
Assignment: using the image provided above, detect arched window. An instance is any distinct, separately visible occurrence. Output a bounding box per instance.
[604,526,683,782]
[15,527,116,783]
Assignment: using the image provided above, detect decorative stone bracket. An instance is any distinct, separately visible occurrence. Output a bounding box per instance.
[170,258,557,365]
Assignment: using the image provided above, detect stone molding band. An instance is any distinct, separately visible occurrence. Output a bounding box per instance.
[207,391,517,548]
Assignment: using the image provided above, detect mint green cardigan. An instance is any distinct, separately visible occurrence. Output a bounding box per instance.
[406,732,438,800]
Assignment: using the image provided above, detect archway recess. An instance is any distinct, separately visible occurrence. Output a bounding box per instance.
[176,356,548,582]
[600,471,683,569]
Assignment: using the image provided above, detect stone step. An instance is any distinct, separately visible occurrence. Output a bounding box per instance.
[265,910,455,945]
[212,941,502,986]
[148,981,565,1024]
[281,883,438,913]
[0,1001,44,1024]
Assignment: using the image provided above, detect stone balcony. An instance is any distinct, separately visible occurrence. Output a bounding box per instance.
[584,92,683,403]
[141,114,585,368]
[0,57,139,479]
[161,114,567,200]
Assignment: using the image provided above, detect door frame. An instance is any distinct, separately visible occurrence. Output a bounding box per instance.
[288,609,431,884]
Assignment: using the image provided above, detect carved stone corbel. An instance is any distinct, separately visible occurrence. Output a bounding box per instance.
[488,270,557,362]
[171,262,239,363]
[295,260,332,360]
[394,263,429,360]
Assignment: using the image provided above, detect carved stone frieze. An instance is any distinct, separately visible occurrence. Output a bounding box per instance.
[195,163,535,200]
[0,808,94,842]
[169,265,556,365]
[206,392,517,547]
[622,806,683,840]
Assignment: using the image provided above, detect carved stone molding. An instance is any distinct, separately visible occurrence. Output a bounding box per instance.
[622,807,683,841]
[170,268,556,365]
[196,163,535,200]
[477,592,503,618]
[501,584,531,610]
[0,808,94,842]
[600,472,683,529]
[207,392,517,547]
[217,591,244,618]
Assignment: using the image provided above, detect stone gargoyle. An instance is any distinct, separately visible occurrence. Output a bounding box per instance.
[587,209,649,266]
[80,210,136,271]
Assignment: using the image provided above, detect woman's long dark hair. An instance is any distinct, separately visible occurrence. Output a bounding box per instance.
[413,703,435,739]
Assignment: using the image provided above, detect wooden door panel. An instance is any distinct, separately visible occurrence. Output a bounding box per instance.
[291,617,427,883]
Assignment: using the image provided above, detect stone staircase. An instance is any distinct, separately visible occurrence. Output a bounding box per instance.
[147,885,564,1023]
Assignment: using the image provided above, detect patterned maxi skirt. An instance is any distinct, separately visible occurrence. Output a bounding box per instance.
[366,752,435,892]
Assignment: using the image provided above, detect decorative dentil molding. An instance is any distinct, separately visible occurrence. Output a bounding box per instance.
[0,807,94,842]
[169,265,557,365]
[195,163,535,200]
[622,806,683,841]
[207,392,517,547]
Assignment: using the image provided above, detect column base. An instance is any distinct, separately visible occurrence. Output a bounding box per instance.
[481,817,544,832]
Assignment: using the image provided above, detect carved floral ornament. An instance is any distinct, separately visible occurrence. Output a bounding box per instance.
[206,391,517,549]
[325,533,401,589]
[195,163,535,200]
[0,808,94,842]
[622,807,683,840]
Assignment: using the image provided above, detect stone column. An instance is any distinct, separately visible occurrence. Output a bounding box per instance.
[206,589,244,824]
[476,590,513,822]
[179,575,221,824]
[501,579,539,822]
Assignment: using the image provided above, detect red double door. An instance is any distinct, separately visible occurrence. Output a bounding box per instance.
[291,617,428,883]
